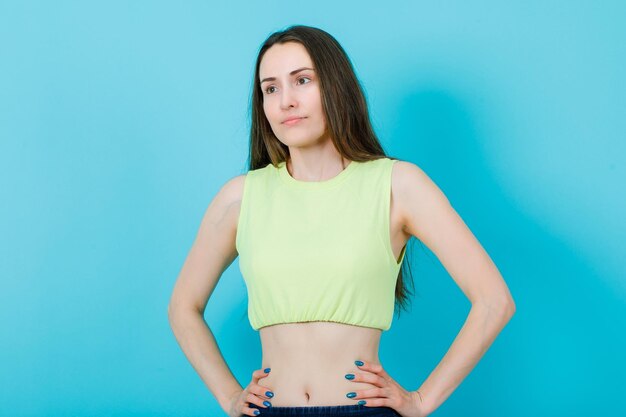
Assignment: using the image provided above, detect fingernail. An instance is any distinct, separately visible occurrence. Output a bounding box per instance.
[266,391,274,398]
[345,373,355,380]
[253,410,260,416]
[358,400,367,405]
[355,360,364,366]
[264,368,271,373]
[263,400,272,407]
[346,392,357,398]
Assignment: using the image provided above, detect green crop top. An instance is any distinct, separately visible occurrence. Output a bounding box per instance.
[235,157,406,331]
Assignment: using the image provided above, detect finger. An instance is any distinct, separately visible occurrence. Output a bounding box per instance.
[348,371,387,387]
[353,395,391,408]
[355,360,391,380]
[244,402,264,416]
[246,393,273,415]
[246,391,272,406]
[251,367,272,383]
[249,383,275,400]
[353,386,386,400]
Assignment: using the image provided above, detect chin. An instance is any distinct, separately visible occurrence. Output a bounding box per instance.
[287,136,326,147]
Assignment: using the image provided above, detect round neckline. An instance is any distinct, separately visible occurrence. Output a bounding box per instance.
[278,159,359,188]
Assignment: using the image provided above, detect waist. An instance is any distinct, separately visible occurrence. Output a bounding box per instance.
[250,403,401,416]
[258,322,382,407]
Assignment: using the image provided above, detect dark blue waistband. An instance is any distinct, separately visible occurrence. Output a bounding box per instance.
[249,403,400,416]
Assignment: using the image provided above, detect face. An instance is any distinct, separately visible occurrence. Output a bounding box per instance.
[259,42,328,148]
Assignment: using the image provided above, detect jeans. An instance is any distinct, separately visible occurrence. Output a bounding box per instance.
[248,403,402,416]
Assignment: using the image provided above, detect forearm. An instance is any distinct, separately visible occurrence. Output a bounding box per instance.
[417,301,515,415]
[168,308,243,412]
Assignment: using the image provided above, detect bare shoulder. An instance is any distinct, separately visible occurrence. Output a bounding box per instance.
[391,159,447,198]
[196,172,247,250]
[218,173,247,206]
[219,174,247,202]
[390,159,452,236]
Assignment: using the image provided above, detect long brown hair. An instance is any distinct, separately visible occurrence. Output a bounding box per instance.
[245,24,416,318]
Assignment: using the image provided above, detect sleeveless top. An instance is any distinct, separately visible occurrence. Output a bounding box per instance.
[235,157,407,331]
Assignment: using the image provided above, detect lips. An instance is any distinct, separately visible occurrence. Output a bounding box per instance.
[282,116,305,124]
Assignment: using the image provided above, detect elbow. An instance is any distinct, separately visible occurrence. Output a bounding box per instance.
[167,302,186,321]
[504,299,516,318]
[478,295,516,319]
[167,298,178,317]
[167,301,183,323]
[509,296,516,314]
[499,296,516,320]
[168,301,203,321]
[167,303,176,324]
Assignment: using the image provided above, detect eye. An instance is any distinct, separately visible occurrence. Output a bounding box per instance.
[297,76,311,85]
[263,76,311,95]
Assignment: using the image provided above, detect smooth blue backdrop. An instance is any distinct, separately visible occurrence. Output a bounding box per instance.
[1,1,624,416]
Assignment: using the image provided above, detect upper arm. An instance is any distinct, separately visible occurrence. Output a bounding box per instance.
[394,161,515,311]
[168,174,246,314]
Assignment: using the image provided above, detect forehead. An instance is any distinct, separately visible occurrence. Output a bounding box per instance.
[259,42,313,80]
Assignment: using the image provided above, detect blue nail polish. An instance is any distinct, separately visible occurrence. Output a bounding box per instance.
[266,391,274,398]
[345,373,355,380]
[358,400,367,405]
[253,410,260,416]
[264,368,271,373]
[346,392,357,398]
[263,400,271,407]
[355,360,364,366]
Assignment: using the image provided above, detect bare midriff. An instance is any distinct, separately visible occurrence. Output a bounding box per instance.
[257,321,383,407]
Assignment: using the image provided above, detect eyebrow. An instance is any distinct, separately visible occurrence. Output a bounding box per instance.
[260,67,315,84]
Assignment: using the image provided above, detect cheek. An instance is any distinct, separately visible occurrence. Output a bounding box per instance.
[262,101,274,122]
[311,97,325,122]
[311,95,324,117]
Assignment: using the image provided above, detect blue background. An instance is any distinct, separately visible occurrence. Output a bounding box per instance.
[1,1,624,416]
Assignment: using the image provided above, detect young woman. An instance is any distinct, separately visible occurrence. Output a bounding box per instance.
[168,25,516,417]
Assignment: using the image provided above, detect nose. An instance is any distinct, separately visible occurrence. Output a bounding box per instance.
[279,85,297,110]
